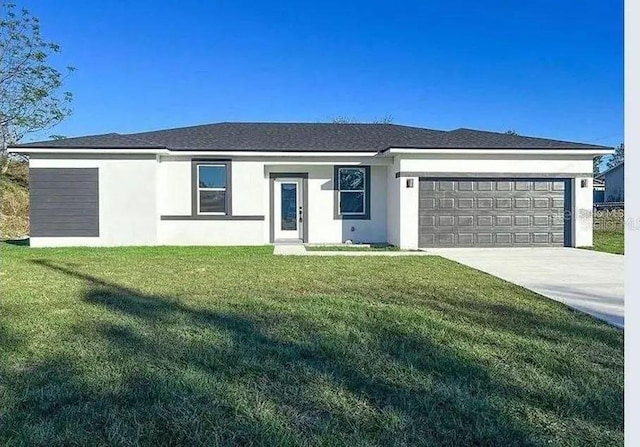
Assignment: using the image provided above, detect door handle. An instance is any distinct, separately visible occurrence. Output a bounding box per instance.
[299,206,303,222]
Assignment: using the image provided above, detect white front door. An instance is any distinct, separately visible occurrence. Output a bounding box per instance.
[274,178,304,240]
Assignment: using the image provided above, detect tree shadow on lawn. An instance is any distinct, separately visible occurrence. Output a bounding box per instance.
[5,259,622,446]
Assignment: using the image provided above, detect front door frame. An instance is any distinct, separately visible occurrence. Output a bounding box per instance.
[269,172,309,243]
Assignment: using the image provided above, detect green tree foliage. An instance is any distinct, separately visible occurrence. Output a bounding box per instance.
[0,3,74,154]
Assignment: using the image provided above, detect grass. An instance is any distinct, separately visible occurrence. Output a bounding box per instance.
[590,209,624,255]
[0,244,623,446]
[306,244,401,251]
[592,231,624,255]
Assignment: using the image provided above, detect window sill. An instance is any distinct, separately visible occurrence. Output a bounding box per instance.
[334,214,371,220]
[161,215,265,221]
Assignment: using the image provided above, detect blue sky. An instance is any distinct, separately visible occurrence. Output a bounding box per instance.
[22,0,623,147]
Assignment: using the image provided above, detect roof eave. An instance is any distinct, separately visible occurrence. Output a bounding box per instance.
[384,147,615,155]
[7,146,167,154]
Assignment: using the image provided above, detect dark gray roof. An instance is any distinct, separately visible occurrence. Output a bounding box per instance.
[11,122,611,152]
[11,132,166,149]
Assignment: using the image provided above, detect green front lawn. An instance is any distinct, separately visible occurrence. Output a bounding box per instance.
[0,244,623,446]
[593,231,625,255]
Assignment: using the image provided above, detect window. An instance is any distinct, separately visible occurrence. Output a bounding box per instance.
[335,166,370,219]
[197,164,228,214]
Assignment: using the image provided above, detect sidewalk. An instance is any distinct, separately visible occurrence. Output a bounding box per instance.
[273,244,433,256]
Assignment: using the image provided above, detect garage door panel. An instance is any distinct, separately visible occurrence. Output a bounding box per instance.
[438,181,455,191]
[439,198,454,208]
[457,215,474,226]
[476,181,493,191]
[418,178,568,247]
[477,233,493,244]
[496,181,512,191]
[495,233,512,244]
[458,181,474,191]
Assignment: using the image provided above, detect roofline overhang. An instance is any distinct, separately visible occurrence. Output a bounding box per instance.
[7,147,383,157]
[7,147,167,155]
[9,146,614,157]
[383,147,615,156]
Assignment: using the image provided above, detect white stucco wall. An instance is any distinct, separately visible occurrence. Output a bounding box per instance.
[26,151,598,248]
[156,156,266,245]
[397,154,593,174]
[573,177,594,247]
[393,153,595,249]
[157,220,265,245]
[386,157,401,246]
[266,164,388,244]
[157,157,387,245]
[29,155,158,247]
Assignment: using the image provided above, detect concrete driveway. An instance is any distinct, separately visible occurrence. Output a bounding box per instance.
[426,247,624,328]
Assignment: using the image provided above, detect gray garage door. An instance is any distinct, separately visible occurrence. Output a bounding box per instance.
[418,178,570,247]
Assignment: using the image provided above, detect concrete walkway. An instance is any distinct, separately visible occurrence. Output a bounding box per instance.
[427,247,624,328]
[273,244,433,256]
[273,244,308,255]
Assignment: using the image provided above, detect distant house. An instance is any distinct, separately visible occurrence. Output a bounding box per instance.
[593,177,605,203]
[597,162,624,203]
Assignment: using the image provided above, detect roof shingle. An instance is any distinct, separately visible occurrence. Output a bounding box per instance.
[10,122,611,151]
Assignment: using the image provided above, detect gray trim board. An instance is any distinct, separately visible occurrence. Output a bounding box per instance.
[396,171,593,179]
[191,159,232,216]
[565,180,573,246]
[160,215,264,221]
[269,173,309,243]
[30,168,99,237]
[333,165,371,220]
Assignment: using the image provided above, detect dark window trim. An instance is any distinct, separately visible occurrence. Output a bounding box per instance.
[269,172,309,243]
[192,159,232,216]
[334,165,371,220]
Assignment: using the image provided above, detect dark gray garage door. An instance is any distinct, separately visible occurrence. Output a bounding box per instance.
[418,178,570,247]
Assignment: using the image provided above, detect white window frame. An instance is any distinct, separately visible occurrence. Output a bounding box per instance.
[197,163,227,215]
[338,167,366,216]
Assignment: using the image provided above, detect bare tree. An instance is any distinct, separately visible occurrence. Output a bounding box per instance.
[329,115,394,124]
[371,114,394,124]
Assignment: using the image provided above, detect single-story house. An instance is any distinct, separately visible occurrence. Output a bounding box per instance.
[8,122,613,249]
[596,162,624,203]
